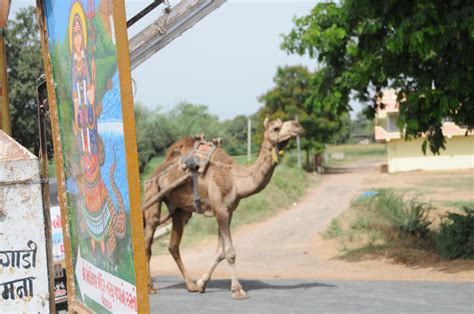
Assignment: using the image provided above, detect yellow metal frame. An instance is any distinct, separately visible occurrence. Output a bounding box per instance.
[36,1,150,312]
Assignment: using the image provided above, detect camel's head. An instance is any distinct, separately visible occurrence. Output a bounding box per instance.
[263,117,304,148]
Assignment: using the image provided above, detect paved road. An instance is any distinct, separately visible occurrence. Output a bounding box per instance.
[150,276,474,313]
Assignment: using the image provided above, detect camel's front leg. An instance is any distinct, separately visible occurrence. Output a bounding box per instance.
[169,209,198,292]
[216,211,247,299]
[196,230,225,293]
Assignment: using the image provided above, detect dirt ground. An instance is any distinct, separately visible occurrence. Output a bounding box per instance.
[149,158,474,283]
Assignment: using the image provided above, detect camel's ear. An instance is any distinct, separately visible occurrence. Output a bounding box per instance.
[263,117,269,129]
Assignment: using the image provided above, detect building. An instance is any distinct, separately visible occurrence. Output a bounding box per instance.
[374,90,474,173]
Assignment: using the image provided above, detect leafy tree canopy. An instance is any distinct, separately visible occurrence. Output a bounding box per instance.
[282,0,474,153]
[259,65,350,157]
[6,6,44,154]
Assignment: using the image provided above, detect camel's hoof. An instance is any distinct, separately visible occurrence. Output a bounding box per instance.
[196,279,206,293]
[232,289,248,300]
[186,282,199,292]
[149,287,159,294]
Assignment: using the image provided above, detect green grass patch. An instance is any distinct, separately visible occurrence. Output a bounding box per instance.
[231,153,258,165]
[323,143,386,167]
[322,219,343,239]
[324,189,434,259]
[325,143,386,157]
[443,200,474,211]
[141,155,166,181]
[324,189,474,262]
[421,177,474,191]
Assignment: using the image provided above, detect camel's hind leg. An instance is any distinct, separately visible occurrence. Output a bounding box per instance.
[169,208,198,292]
[216,210,247,299]
[143,202,162,293]
[196,230,225,293]
[143,177,162,293]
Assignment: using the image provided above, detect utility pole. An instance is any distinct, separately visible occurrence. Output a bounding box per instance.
[247,116,251,161]
[296,115,302,168]
[0,0,11,135]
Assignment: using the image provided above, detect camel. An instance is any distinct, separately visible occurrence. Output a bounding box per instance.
[142,118,304,299]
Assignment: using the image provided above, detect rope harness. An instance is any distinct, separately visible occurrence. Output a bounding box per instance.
[177,136,220,213]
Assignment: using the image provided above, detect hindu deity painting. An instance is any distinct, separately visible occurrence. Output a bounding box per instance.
[69,0,127,257]
[43,0,139,311]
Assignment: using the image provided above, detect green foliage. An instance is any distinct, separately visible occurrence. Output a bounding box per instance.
[221,114,259,156]
[322,218,343,239]
[135,102,281,173]
[443,200,474,211]
[135,103,177,172]
[361,189,432,240]
[350,111,374,142]
[6,6,45,154]
[326,143,385,157]
[283,0,474,154]
[327,189,474,261]
[258,65,351,166]
[323,143,386,167]
[327,189,433,254]
[436,207,474,259]
[168,102,223,139]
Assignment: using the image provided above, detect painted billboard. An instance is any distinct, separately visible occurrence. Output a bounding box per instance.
[37,0,149,312]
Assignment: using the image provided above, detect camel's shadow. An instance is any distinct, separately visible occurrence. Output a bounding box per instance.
[157,278,335,293]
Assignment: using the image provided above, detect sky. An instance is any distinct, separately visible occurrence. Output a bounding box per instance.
[9,0,362,120]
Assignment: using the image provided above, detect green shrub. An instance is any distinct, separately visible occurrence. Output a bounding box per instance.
[436,207,474,259]
[364,190,432,240]
[323,219,343,239]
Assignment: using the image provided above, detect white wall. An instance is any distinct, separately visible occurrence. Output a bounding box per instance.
[0,131,50,312]
[387,135,474,173]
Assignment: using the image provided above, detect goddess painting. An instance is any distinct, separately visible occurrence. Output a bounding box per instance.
[69,1,126,257]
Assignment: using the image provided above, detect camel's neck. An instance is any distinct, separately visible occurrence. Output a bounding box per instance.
[232,139,277,199]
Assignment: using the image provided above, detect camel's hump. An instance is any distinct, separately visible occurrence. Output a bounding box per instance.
[150,137,234,178]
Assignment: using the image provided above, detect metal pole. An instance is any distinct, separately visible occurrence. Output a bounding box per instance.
[296,115,301,168]
[36,75,56,313]
[0,28,11,135]
[247,116,251,161]
[0,0,11,135]
[127,0,164,28]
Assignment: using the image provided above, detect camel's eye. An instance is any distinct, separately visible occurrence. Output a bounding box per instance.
[273,127,280,131]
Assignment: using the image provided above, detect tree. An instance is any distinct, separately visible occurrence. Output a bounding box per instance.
[221,114,260,156]
[168,102,222,139]
[259,65,350,166]
[6,6,44,154]
[134,102,237,172]
[135,103,177,172]
[282,0,474,153]
[351,111,375,142]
